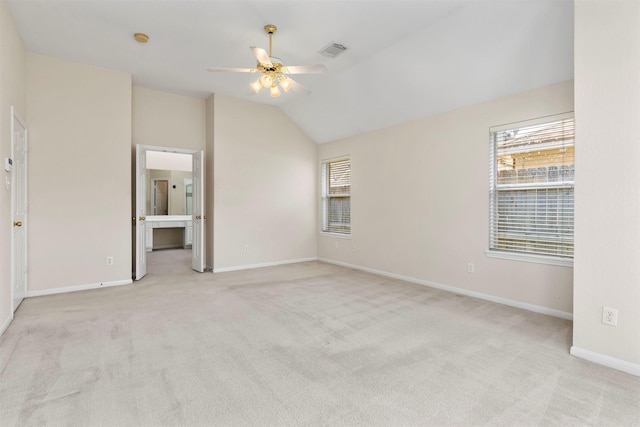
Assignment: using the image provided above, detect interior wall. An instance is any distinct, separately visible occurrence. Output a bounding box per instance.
[318,81,574,315]
[0,1,26,328]
[212,94,317,271]
[573,0,640,368]
[151,228,184,249]
[131,86,205,273]
[132,86,205,151]
[26,53,132,292]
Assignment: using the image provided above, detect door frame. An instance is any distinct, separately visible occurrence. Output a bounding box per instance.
[10,106,28,315]
[134,145,205,279]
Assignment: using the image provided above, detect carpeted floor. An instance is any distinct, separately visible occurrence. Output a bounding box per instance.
[1,249,639,426]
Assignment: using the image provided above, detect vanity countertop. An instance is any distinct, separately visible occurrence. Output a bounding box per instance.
[146,215,192,222]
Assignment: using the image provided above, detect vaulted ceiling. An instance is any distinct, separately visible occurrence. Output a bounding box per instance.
[7,0,574,143]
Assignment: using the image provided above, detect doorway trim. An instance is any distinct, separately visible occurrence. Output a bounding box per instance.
[134,144,205,280]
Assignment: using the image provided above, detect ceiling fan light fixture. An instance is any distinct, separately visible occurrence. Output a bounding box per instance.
[207,24,326,97]
[259,74,273,88]
[249,78,262,94]
[279,76,292,92]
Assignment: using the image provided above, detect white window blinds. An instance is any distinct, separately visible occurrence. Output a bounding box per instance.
[489,115,575,258]
[321,158,351,235]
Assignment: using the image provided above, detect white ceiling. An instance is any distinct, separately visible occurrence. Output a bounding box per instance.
[7,0,574,143]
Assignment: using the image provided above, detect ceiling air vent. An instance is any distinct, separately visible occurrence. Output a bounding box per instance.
[319,42,348,58]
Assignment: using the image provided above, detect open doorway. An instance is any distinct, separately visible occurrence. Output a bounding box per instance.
[134,145,205,280]
[152,179,169,216]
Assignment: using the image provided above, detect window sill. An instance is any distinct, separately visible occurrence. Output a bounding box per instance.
[320,232,351,239]
[485,250,573,267]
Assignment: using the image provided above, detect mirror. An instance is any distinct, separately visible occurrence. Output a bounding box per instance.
[144,150,193,216]
[146,169,193,215]
[185,180,193,215]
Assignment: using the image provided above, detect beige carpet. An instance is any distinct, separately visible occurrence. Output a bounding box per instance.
[1,249,639,426]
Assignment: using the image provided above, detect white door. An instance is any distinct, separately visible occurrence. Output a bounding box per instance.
[135,145,147,280]
[11,107,28,313]
[192,150,205,272]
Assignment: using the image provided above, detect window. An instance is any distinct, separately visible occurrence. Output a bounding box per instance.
[321,157,351,235]
[489,114,575,261]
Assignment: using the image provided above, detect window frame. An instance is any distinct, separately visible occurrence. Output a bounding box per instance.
[487,112,574,267]
[320,156,351,237]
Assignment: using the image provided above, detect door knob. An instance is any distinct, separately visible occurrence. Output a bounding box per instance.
[14,221,22,227]
[139,216,146,221]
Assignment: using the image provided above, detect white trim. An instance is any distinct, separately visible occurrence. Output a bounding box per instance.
[137,144,199,155]
[213,257,318,273]
[318,258,573,320]
[485,250,573,267]
[319,232,352,239]
[0,314,12,338]
[489,111,574,133]
[26,279,132,298]
[151,244,184,250]
[10,105,27,129]
[321,154,351,163]
[570,346,640,377]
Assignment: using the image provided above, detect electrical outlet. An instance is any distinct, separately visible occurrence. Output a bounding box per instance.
[602,306,618,326]
[243,245,249,253]
[467,262,475,273]
[106,256,114,266]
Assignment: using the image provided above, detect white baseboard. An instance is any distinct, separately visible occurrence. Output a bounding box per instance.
[571,346,640,377]
[0,314,12,338]
[318,258,573,321]
[27,279,132,298]
[213,257,318,273]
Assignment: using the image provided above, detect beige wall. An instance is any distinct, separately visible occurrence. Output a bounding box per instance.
[132,86,205,151]
[151,228,184,249]
[318,81,574,315]
[26,53,132,291]
[573,0,640,368]
[212,94,317,270]
[132,86,206,270]
[0,1,26,328]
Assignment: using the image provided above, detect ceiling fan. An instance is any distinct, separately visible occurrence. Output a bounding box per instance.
[207,24,327,98]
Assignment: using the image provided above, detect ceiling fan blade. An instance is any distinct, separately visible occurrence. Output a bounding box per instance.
[283,77,311,95]
[250,46,272,66]
[282,64,327,74]
[207,68,256,73]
